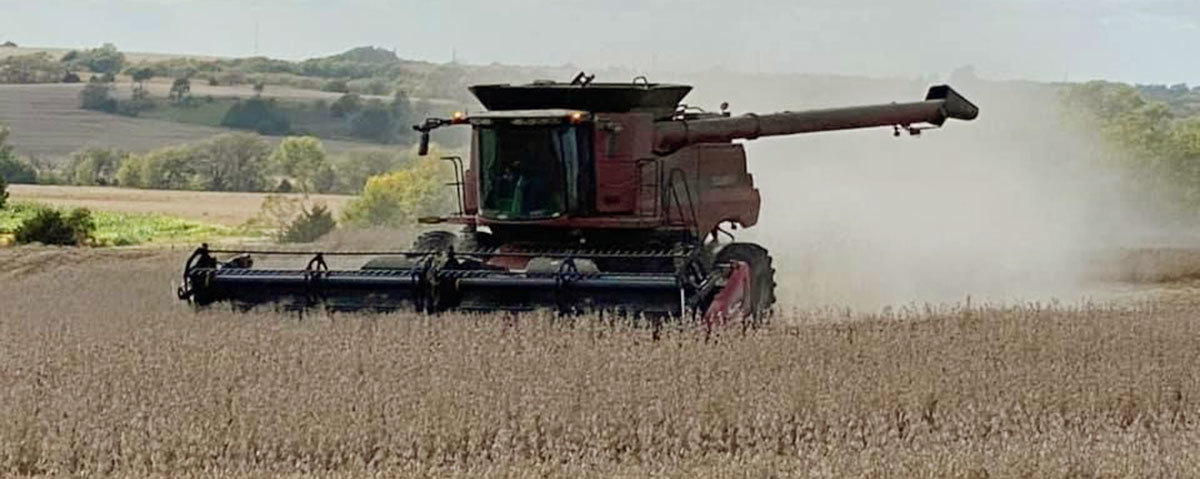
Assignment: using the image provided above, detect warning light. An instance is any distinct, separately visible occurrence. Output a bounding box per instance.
[450,111,467,123]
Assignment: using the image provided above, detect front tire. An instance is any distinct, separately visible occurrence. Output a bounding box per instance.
[714,243,776,323]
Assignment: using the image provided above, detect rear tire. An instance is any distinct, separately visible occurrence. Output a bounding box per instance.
[714,243,776,323]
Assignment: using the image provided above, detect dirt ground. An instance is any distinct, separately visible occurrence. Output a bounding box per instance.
[8,184,352,226]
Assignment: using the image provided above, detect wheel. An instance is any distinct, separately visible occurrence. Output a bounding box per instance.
[714,243,776,322]
[413,230,458,252]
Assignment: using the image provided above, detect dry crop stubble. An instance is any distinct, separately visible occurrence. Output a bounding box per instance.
[3,249,1200,477]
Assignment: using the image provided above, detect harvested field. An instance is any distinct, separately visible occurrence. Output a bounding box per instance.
[7,184,352,227]
[3,247,1200,477]
[0,83,379,162]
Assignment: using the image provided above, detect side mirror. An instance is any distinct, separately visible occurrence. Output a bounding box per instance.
[418,131,430,156]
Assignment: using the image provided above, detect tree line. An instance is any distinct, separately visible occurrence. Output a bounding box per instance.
[1062,81,1200,208]
[0,129,415,195]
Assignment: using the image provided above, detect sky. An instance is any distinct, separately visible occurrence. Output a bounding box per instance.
[0,0,1197,84]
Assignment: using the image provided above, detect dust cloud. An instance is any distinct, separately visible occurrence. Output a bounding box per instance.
[674,74,1189,311]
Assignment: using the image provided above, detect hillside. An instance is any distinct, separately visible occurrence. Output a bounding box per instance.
[0,83,379,164]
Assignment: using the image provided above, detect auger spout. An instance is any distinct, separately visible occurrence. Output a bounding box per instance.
[653,85,978,153]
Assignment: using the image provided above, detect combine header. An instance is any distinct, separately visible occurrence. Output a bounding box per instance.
[179,75,978,324]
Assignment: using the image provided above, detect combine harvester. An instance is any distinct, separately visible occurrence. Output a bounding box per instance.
[178,74,978,324]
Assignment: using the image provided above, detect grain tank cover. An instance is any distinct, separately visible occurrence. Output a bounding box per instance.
[470,82,692,118]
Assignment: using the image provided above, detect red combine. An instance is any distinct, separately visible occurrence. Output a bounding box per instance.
[178,75,978,324]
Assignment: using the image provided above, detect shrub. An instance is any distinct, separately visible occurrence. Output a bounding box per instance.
[15,207,95,246]
[250,194,335,243]
[280,203,336,243]
[0,172,7,210]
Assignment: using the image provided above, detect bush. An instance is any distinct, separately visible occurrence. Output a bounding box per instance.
[251,195,335,243]
[15,207,95,246]
[281,203,336,243]
[0,172,8,210]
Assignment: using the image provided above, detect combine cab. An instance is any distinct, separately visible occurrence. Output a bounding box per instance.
[178,75,978,325]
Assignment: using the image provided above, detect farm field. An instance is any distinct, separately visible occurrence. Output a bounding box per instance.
[0,45,221,64]
[7,184,352,226]
[0,83,380,162]
[2,245,1200,477]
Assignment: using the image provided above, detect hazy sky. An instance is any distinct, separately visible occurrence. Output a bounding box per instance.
[1,0,1196,84]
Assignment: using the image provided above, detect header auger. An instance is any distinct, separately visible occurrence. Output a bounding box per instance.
[179,75,978,325]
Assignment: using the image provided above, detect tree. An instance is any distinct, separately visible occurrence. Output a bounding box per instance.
[79,79,117,112]
[349,99,396,143]
[340,157,451,227]
[117,145,199,189]
[168,77,192,104]
[390,90,415,140]
[333,149,408,193]
[0,170,8,210]
[69,43,125,75]
[66,148,123,186]
[195,133,272,191]
[221,97,291,135]
[330,93,362,118]
[313,163,337,194]
[0,127,37,184]
[129,67,154,89]
[321,79,349,93]
[271,136,328,192]
[0,52,62,84]
[120,67,155,117]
